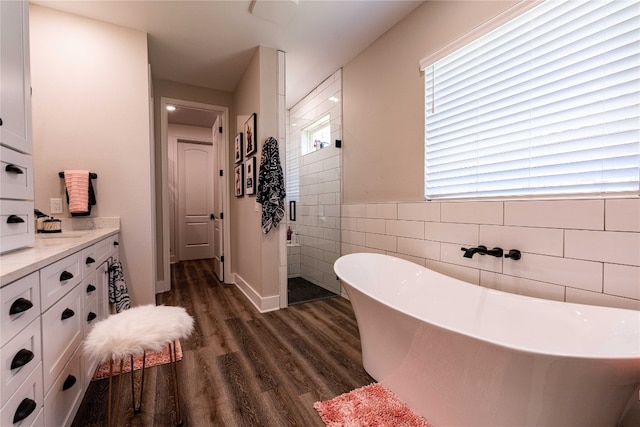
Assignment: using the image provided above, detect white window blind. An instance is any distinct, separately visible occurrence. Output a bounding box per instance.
[423,0,640,199]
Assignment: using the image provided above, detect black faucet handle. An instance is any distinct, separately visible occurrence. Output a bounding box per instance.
[505,249,521,260]
[490,247,503,257]
[461,245,486,252]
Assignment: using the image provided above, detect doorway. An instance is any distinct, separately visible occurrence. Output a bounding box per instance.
[177,140,215,261]
[285,69,343,305]
[158,98,231,293]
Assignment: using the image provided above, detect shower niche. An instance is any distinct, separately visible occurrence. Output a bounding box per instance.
[285,69,342,304]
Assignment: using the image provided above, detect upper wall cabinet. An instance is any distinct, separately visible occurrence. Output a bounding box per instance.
[0,0,34,254]
[0,0,33,154]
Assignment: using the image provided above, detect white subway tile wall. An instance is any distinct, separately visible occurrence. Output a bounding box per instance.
[606,198,640,232]
[341,199,640,310]
[287,70,342,293]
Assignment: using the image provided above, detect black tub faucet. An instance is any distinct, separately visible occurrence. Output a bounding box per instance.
[461,245,504,258]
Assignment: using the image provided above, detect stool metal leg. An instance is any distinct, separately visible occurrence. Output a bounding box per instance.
[131,351,146,414]
[169,341,183,426]
[113,359,125,427]
[107,359,114,427]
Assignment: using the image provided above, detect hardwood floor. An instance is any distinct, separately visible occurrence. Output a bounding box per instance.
[72,259,373,426]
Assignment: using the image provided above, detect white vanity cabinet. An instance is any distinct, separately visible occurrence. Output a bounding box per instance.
[0,272,43,425]
[0,0,35,254]
[0,231,119,427]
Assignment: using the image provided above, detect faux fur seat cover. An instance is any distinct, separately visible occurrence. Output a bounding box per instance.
[84,305,194,363]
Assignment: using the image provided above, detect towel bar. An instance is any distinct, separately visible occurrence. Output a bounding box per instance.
[58,172,98,178]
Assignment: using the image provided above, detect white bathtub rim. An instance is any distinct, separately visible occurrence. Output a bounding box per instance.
[335,252,640,361]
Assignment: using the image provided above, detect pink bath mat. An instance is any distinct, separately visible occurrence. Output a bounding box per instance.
[91,340,183,380]
[314,383,432,427]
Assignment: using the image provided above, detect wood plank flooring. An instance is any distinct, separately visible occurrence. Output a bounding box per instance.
[72,259,373,426]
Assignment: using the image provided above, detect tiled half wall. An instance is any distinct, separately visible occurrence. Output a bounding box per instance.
[341,198,640,310]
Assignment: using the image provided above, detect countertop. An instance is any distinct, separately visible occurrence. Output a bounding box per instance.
[1,224,120,287]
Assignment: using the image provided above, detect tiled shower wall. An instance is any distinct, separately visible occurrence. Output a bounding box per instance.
[341,198,640,310]
[287,70,342,293]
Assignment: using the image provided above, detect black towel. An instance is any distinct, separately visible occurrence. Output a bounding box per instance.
[108,261,131,313]
[257,137,286,234]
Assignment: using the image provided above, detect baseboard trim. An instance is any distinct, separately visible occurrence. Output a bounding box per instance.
[233,273,280,313]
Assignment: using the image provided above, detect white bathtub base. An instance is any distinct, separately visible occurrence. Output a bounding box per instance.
[352,286,636,427]
[337,254,640,427]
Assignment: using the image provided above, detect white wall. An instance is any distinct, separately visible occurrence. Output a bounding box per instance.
[343,1,520,203]
[231,46,281,311]
[29,5,155,305]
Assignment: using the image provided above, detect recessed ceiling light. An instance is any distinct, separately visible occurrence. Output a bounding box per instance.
[166,105,176,112]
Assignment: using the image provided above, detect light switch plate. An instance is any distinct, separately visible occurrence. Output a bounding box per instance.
[50,198,63,214]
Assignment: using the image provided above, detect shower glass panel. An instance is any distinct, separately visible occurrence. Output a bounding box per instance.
[286,69,342,299]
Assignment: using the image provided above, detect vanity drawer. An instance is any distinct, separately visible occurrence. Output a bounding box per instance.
[1,318,41,407]
[40,252,82,311]
[0,362,42,427]
[0,146,33,200]
[93,235,117,266]
[0,199,34,253]
[44,347,82,427]
[82,293,99,339]
[81,271,98,310]
[0,272,40,347]
[80,244,98,279]
[41,285,82,393]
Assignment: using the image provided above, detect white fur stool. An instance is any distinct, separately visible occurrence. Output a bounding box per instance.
[84,305,194,427]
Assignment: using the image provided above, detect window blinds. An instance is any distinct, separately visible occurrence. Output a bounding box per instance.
[423,0,640,199]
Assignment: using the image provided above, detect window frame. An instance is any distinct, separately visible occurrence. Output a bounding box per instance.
[301,113,332,156]
[420,0,640,201]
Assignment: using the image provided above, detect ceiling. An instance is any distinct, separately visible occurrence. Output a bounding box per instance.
[166,106,221,128]
[32,0,424,119]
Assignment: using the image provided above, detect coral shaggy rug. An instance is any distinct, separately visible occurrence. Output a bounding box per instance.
[314,383,432,427]
[91,340,183,380]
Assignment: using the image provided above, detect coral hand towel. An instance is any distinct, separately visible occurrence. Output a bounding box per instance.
[64,170,90,214]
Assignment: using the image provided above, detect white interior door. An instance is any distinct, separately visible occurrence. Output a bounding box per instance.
[178,141,215,261]
[213,117,225,281]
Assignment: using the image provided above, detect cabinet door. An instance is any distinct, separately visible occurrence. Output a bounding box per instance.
[0,0,32,154]
[44,348,82,427]
[41,285,82,393]
[96,261,110,319]
[0,363,42,427]
[0,318,41,408]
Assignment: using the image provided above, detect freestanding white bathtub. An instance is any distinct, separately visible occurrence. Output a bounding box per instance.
[334,253,640,427]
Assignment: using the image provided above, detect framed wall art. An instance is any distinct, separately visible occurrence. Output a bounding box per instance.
[234,164,244,197]
[245,156,256,195]
[244,113,257,157]
[234,132,243,164]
